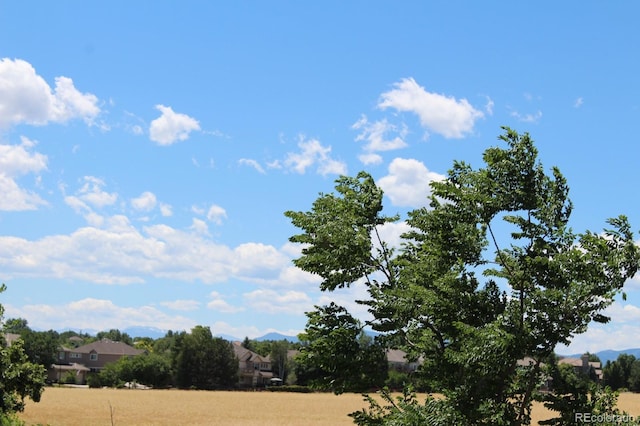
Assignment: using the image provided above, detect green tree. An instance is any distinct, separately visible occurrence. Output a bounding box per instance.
[19,329,59,368]
[0,284,46,419]
[539,355,638,425]
[286,128,640,425]
[296,303,388,394]
[270,340,290,380]
[604,354,636,391]
[96,329,133,345]
[173,326,238,389]
[2,318,29,334]
[98,352,172,388]
[628,359,640,392]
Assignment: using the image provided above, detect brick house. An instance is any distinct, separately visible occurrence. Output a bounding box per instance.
[232,341,273,387]
[558,353,603,381]
[49,339,144,384]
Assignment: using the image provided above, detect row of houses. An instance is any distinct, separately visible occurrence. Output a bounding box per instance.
[47,339,425,387]
[3,333,600,388]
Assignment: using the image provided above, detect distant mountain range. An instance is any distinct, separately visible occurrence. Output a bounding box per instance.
[120,327,299,343]
[560,348,640,365]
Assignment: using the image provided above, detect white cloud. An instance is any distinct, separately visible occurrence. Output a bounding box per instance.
[510,110,542,123]
[238,158,266,174]
[555,301,640,354]
[284,136,347,176]
[0,58,100,128]
[358,153,383,165]
[0,136,48,175]
[131,191,157,211]
[160,299,201,311]
[159,203,173,217]
[189,218,210,235]
[484,96,494,115]
[352,115,408,159]
[207,291,244,313]
[6,298,197,332]
[378,158,445,207]
[207,204,227,225]
[244,289,313,315]
[0,136,48,211]
[149,105,200,145]
[574,97,584,108]
[378,78,483,138]
[0,213,312,287]
[374,221,413,253]
[0,174,48,211]
[64,176,117,218]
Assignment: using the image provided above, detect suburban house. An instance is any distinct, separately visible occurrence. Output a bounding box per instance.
[558,353,603,381]
[49,339,144,384]
[2,332,20,346]
[386,349,422,373]
[232,341,273,387]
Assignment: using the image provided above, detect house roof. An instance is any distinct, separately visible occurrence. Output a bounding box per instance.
[73,339,144,356]
[51,363,90,372]
[232,341,270,363]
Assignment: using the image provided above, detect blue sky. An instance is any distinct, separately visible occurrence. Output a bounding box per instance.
[0,1,639,353]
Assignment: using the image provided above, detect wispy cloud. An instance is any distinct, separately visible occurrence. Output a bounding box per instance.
[284,136,347,176]
[238,158,266,174]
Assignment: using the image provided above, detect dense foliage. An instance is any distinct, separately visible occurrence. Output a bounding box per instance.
[172,326,238,390]
[296,303,388,393]
[286,128,640,425]
[0,285,46,420]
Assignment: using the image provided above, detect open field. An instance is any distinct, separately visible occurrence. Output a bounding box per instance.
[19,387,640,425]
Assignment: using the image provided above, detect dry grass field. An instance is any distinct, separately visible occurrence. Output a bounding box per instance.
[18,387,640,425]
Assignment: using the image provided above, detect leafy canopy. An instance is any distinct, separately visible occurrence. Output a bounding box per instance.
[286,128,640,425]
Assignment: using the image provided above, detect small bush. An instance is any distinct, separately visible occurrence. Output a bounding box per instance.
[62,372,77,385]
[87,374,101,388]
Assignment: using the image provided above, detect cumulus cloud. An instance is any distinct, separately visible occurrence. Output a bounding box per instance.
[284,136,347,176]
[0,214,312,287]
[207,291,244,313]
[189,218,210,235]
[373,221,413,253]
[378,78,483,139]
[160,299,201,311]
[0,58,100,128]
[159,203,173,217]
[6,298,197,332]
[149,105,200,145]
[0,136,48,211]
[244,289,312,315]
[0,175,48,211]
[206,204,227,225]
[378,158,445,207]
[131,191,157,211]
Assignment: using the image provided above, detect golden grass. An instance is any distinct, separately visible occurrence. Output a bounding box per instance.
[19,387,369,426]
[19,387,640,425]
